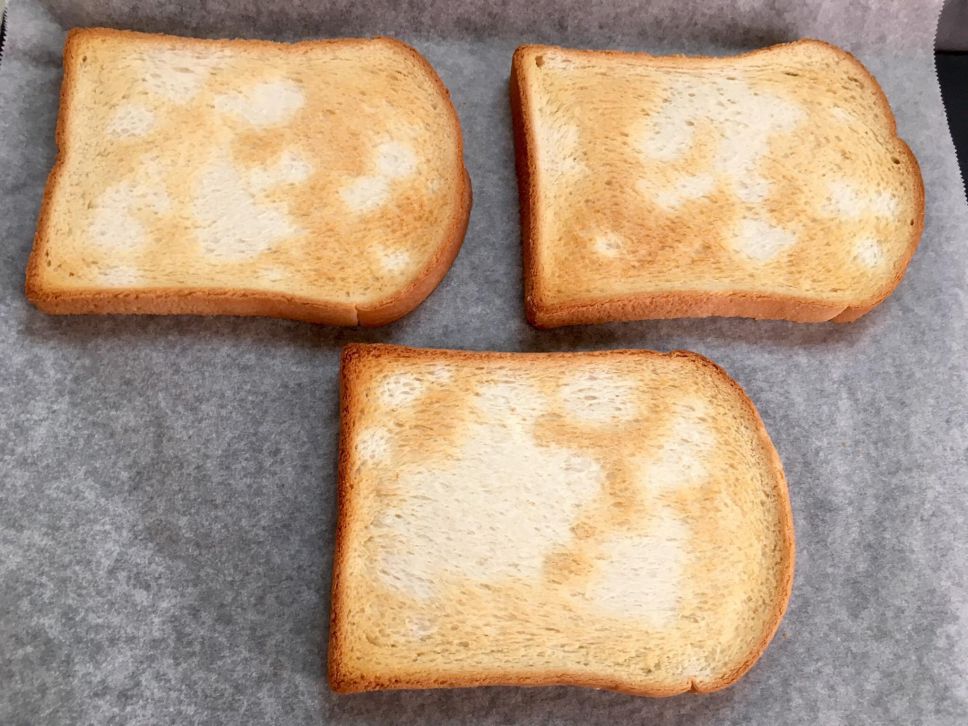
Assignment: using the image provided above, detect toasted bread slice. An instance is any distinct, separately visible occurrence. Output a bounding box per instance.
[26,28,470,326]
[511,41,924,327]
[329,344,794,696]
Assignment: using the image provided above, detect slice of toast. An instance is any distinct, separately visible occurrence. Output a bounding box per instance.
[26,28,470,326]
[511,41,925,327]
[329,344,794,696]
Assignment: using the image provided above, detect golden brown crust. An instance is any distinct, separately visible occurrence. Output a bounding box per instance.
[328,343,795,697]
[510,40,926,328]
[357,169,473,327]
[328,345,365,692]
[25,28,471,327]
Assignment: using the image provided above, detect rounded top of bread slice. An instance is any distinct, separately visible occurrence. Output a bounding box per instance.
[331,345,794,696]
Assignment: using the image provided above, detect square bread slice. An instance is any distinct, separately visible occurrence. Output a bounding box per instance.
[511,40,925,327]
[26,28,470,326]
[329,344,794,696]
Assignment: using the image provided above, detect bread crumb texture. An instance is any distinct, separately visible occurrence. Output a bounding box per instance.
[32,30,466,311]
[332,346,794,696]
[519,42,923,314]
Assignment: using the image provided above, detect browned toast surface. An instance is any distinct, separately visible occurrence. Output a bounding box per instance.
[512,41,924,327]
[329,344,794,696]
[27,28,470,326]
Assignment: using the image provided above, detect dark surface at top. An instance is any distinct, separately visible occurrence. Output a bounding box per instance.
[937,53,968,187]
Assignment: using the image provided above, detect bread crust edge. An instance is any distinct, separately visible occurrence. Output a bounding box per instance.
[510,40,926,329]
[24,28,472,327]
[327,343,795,698]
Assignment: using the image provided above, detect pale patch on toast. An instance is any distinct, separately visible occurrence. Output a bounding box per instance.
[375,140,418,178]
[635,104,694,162]
[709,83,804,203]
[558,370,638,423]
[637,399,717,492]
[591,231,625,257]
[89,202,148,252]
[341,140,420,213]
[427,363,454,383]
[829,105,854,124]
[588,507,689,628]
[728,218,796,262]
[406,615,437,639]
[635,78,805,253]
[642,173,716,210]
[474,380,545,422]
[513,41,924,326]
[854,236,886,268]
[249,148,314,191]
[372,418,603,600]
[376,247,413,274]
[137,48,227,103]
[825,179,865,218]
[826,180,902,220]
[89,181,170,251]
[634,78,803,207]
[331,345,795,696]
[377,371,427,407]
[213,78,305,127]
[355,426,392,463]
[193,152,302,260]
[340,176,390,213]
[256,264,290,284]
[96,265,144,287]
[870,191,901,217]
[534,119,585,178]
[105,104,156,137]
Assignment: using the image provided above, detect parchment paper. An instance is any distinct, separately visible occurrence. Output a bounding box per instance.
[1,1,966,723]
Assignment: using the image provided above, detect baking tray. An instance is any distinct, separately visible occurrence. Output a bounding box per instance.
[1,0,966,723]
